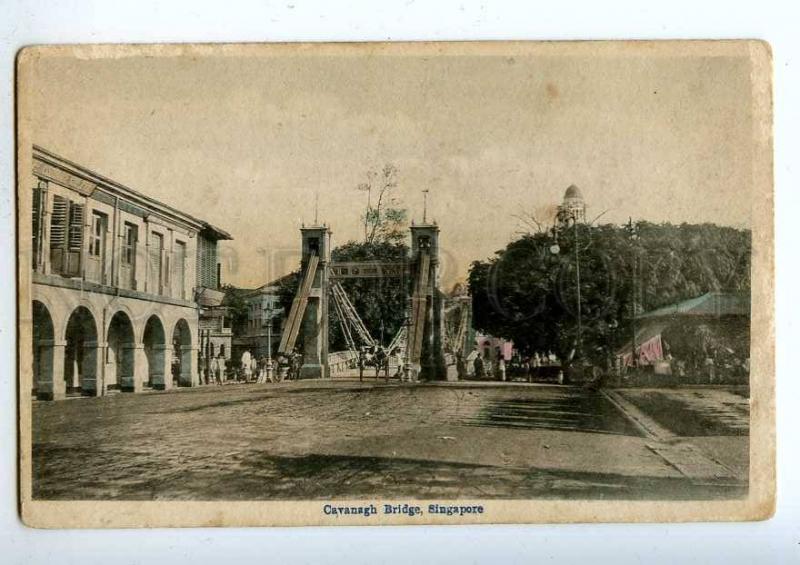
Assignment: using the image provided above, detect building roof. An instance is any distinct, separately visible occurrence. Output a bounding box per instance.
[222,273,296,303]
[33,145,232,240]
[636,292,750,320]
[199,224,233,241]
[564,184,583,200]
[614,292,749,358]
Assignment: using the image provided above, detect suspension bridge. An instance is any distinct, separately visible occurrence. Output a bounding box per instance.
[277,222,454,380]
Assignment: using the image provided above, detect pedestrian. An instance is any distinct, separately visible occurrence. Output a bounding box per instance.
[358,348,366,382]
[705,355,715,384]
[498,356,506,382]
[374,346,387,381]
[221,355,228,383]
[455,351,466,381]
[473,354,485,379]
[291,348,303,381]
[208,355,217,385]
[250,356,258,383]
[241,350,252,382]
[392,348,404,381]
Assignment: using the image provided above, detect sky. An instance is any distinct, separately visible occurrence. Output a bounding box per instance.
[23,44,755,288]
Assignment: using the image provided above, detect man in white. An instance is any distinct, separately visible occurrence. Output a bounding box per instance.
[241,350,252,382]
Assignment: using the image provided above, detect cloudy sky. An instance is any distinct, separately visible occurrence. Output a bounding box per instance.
[23,43,755,288]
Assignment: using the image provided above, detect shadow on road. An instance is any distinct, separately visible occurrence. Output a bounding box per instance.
[32,448,746,501]
[465,393,644,437]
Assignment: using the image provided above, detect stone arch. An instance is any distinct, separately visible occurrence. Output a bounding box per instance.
[104,302,140,344]
[64,305,100,395]
[107,310,137,392]
[143,314,169,390]
[172,318,194,387]
[32,300,55,399]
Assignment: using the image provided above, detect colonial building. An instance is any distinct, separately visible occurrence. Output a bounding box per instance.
[226,276,289,366]
[556,184,587,226]
[197,286,233,374]
[28,146,232,400]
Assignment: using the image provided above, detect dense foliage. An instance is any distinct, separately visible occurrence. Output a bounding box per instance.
[276,240,410,352]
[220,283,250,334]
[468,222,751,366]
[330,240,409,350]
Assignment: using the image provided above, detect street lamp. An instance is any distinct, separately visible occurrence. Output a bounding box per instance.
[626,217,640,370]
[399,313,411,381]
[263,304,275,382]
[550,213,583,359]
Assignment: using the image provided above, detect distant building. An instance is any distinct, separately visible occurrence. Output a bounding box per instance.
[474,334,514,362]
[197,285,233,369]
[193,222,234,379]
[615,292,750,383]
[28,146,232,400]
[226,276,291,365]
[556,184,586,226]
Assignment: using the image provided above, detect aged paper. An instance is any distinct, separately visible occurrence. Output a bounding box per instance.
[16,41,773,527]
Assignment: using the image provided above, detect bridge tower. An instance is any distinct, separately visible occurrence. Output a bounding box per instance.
[281,220,447,381]
[279,224,331,378]
[299,225,331,378]
[409,222,447,380]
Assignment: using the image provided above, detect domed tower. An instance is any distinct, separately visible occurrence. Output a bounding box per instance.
[557,184,586,225]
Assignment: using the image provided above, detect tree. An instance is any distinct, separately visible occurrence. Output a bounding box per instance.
[357,164,408,245]
[220,284,250,335]
[276,172,411,352]
[468,222,751,368]
[328,240,409,351]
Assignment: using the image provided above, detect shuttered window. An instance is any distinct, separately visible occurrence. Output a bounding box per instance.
[48,196,84,277]
[65,201,84,277]
[49,195,68,273]
[67,201,84,251]
[32,182,46,270]
[50,195,68,249]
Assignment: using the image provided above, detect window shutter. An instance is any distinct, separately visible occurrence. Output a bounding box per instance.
[67,202,84,251]
[50,196,67,248]
[49,195,68,274]
[32,186,42,268]
[66,202,84,277]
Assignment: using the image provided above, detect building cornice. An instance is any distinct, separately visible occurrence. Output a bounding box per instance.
[32,145,232,240]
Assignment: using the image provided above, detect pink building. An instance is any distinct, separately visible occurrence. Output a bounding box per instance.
[474,333,513,361]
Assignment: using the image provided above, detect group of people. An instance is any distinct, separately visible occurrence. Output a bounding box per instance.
[199,348,306,385]
[458,349,561,382]
[199,353,228,385]
[357,345,408,382]
[240,349,304,383]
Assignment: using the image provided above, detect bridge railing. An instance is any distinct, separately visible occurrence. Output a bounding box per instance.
[328,350,359,374]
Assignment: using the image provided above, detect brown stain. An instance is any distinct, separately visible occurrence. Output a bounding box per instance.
[546,82,559,101]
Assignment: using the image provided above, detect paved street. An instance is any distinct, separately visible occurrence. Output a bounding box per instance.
[32,382,749,500]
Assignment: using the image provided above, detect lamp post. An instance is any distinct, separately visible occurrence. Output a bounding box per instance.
[550,211,583,359]
[626,217,640,370]
[402,313,412,381]
[607,319,619,375]
[263,304,274,382]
